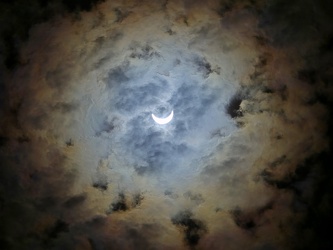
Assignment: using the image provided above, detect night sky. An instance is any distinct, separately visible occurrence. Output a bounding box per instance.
[0,0,333,249]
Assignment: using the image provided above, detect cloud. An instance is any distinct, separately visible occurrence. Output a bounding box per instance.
[0,0,332,249]
[63,193,87,209]
[171,210,207,247]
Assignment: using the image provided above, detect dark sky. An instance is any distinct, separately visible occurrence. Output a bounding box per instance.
[0,0,333,249]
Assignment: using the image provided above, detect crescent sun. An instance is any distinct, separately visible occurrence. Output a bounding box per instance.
[152,110,174,125]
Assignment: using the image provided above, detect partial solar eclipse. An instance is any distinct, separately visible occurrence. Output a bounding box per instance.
[152,110,174,125]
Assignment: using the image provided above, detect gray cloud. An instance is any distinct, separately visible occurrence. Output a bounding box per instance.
[0,0,332,249]
[171,210,207,247]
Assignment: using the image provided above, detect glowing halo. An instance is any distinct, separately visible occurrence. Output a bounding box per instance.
[151,110,174,125]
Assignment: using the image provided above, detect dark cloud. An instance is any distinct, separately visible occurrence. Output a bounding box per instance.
[51,102,78,114]
[183,191,205,205]
[107,192,128,213]
[93,53,113,69]
[253,34,270,46]
[16,134,31,143]
[297,68,318,85]
[95,117,119,136]
[62,0,105,13]
[132,193,144,208]
[92,178,108,191]
[193,56,213,78]
[319,33,333,54]
[268,154,287,168]
[164,190,179,199]
[171,210,207,247]
[29,111,49,130]
[260,154,316,194]
[8,98,24,129]
[88,237,104,250]
[85,215,107,228]
[124,227,150,249]
[129,43,161,60]
[203,157,242,177]
[226,93,243,118]
[0,136,9,147]
[63,193,87,209]
[103,192,144,216]
[34,196,59,212]
[230,208,256,231]
[166,28,176,35]
[1,32,20,70]
[45,219,69,239]
[228,202,274,236]
[217,0,235,17]
[46,66,72,90]
[258,0,332,49]
[65,138,74,146]
[114,7,132,23]
[106,62,131,89]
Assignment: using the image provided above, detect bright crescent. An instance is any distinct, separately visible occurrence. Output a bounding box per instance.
[152,110,174,125]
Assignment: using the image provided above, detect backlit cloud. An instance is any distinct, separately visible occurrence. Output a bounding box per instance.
[0,0,332,249]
